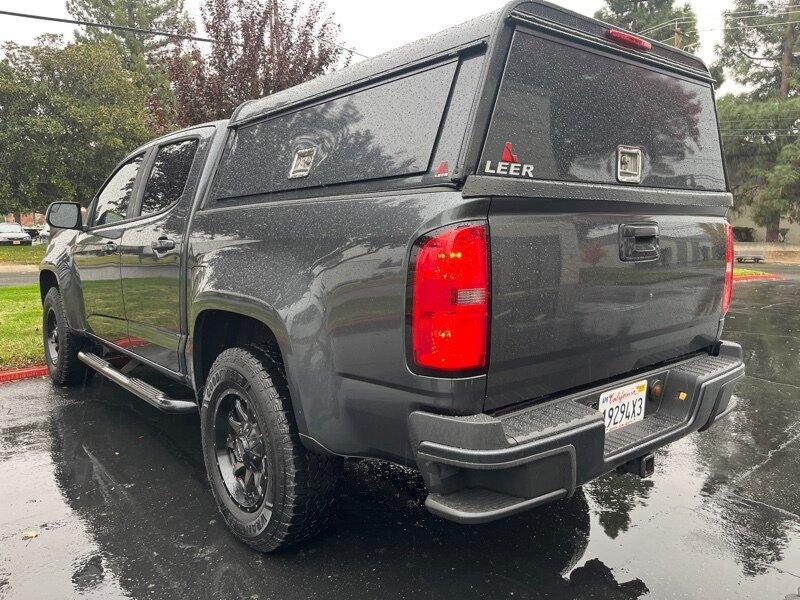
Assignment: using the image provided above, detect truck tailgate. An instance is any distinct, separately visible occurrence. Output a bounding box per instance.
[485,204,726,410]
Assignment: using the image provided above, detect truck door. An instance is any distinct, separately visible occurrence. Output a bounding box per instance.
[72,154,145,345]
[119,133,206,374]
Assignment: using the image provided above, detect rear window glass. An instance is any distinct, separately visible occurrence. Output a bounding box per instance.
[93,155,143,226]
[141,139,198,215]
[212,61,457,200]
[480,31,725,191]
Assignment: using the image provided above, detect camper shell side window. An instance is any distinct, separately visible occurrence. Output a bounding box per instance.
[210,56,486,204]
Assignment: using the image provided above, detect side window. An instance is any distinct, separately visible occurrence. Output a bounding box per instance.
[140,139,199,215]
[212,61,458,200]
[93,155,144,227]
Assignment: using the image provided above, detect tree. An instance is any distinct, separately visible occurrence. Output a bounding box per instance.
[66,0,194,131]
[0,37,153,216]
[66,0,193,71]
[166,0,351,126]
[594,0,699,51]
[717,0,799,99]
[718,95,800,237]
[716,1,800,241]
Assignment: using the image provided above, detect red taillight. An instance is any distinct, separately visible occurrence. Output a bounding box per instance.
[606,29,653,51]
[409,222,489,374]
[723,223,734,314]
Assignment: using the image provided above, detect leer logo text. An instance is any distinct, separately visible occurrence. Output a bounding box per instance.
[484,141,535,179]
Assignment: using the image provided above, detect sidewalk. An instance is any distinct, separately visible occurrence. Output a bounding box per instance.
[0,264,37,287]
[735,242,800,264]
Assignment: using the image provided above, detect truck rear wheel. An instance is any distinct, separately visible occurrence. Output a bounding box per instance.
[200,346,340,552]
[43,287,89,386]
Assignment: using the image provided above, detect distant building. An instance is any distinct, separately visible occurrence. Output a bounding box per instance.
[4,212,45,227]
[731,206,799,244]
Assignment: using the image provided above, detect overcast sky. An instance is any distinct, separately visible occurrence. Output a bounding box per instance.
[0,0,742,94]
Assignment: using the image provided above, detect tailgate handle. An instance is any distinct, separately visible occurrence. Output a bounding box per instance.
[619,223,660,262]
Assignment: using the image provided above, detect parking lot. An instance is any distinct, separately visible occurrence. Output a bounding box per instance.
[1,269,799,600]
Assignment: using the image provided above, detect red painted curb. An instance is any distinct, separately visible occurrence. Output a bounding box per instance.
[733,274,783,283]
[0,365,49,384]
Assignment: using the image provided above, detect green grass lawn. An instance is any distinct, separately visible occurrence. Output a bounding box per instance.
[0,244,46,265]
[734,267,770,277]
[0,285,43,369]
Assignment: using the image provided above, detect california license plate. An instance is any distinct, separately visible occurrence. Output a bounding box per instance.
[599,380,647,432]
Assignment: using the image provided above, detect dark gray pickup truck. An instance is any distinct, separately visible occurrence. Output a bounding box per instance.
[41,0,744,552]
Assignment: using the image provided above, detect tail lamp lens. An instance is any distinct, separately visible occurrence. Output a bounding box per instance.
[409,222,489,374]
[723,223,734,314]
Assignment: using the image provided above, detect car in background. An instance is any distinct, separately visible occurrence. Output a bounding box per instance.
[735,248,766,263]
[0,222,32,245]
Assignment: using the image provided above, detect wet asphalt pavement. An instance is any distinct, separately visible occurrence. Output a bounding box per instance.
[2,271,800,600]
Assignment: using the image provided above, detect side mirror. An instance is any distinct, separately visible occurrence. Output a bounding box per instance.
[46,202,83,230]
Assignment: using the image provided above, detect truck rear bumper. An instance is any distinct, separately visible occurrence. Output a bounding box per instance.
[409,341,744,524]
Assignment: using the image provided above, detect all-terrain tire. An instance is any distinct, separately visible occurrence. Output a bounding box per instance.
[42,287,89,386]
[200,346,340,552]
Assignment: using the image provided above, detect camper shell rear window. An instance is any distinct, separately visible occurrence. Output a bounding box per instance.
[480,30,726,191]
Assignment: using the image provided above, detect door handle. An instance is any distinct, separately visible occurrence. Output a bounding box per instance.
[101,242,117,254]
[151,238,176,252]
[619,223,660,262]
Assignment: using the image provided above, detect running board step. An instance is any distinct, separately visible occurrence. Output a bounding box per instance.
[78,351,196,414]
[426,487,568,524]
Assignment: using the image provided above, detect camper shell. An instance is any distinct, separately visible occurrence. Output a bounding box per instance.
[221,0,725,194]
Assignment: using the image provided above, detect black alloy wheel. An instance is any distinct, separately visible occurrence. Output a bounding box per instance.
[45,308,59,365]
[213,391,272,512]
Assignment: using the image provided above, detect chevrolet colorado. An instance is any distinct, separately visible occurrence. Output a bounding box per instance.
[41,0,744,552]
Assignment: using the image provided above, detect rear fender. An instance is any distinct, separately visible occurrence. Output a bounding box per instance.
[188,292,306,433]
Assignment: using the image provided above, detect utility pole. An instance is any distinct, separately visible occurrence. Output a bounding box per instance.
[673,22,683,50]
[270,0,279,94]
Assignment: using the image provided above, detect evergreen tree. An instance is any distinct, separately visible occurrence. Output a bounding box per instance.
[66,0,193,70]
[66,0,194,131]
[716,1,799,241]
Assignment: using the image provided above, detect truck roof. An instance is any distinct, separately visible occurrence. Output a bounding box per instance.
[230,0,709,128]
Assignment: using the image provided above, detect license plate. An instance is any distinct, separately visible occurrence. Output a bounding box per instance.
[12,240,20,245]
[599,379,647,432]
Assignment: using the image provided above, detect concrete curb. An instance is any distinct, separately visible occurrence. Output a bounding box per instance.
[0,365,48,384]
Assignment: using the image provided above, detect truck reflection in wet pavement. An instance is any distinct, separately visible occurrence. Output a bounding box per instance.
[47,394,645,599]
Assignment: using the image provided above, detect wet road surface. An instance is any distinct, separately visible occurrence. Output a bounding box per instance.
[1,274,799,599]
